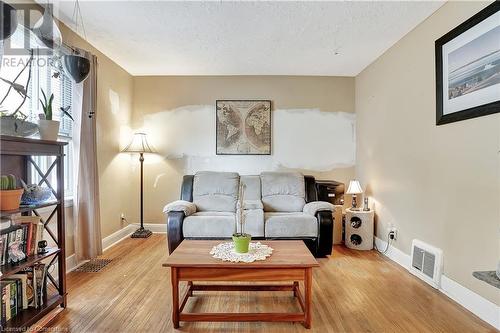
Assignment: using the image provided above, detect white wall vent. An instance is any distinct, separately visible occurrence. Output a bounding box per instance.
[410,239,443,289]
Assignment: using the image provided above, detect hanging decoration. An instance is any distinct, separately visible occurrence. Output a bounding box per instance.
[63,0,90,83]
[63,54,90,83]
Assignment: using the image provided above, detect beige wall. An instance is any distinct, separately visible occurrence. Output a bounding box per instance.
[132,76,355,224]
[355,1,499,305]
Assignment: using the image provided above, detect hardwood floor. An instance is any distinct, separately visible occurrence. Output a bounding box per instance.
[47,235,496,332]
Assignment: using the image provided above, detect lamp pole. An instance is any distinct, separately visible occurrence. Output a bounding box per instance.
[131,151,152,238]
[123,132,154,238]
[140,152,144,230]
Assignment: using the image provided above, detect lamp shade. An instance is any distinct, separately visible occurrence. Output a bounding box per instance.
[122,133,156,154]
[346,180,363,194]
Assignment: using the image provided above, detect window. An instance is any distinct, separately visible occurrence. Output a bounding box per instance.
[1,30,75,199]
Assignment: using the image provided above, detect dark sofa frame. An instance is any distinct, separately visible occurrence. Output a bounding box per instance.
[166,175,334,257]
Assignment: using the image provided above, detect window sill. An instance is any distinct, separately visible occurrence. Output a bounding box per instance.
[33,197,73,215]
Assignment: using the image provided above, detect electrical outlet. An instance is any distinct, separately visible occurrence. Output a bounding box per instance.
[389,227,397,240]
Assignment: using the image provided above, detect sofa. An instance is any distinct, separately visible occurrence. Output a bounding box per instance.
[163,171,336,257]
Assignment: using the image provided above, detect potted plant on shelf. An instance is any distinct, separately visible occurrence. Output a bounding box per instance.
[232,183,251,253]
[38,89,73,141]
[0,174,24,211]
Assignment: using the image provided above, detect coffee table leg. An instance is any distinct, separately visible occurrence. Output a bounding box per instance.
[171,267,180,329]
[304,268,312,329]
[293,281,299,297]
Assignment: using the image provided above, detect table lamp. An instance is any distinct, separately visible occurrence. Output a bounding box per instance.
[122,132,156,238]
[346,180,363,211]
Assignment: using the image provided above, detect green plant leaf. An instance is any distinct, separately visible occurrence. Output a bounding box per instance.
[40,89,49,119]
[39,98,46,111]
[41,89,47,104]
[45,94,53,120]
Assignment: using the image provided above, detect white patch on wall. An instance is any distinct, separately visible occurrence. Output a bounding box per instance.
[274,109,355,170]
[109,89,120,115]
[143,105,355,174]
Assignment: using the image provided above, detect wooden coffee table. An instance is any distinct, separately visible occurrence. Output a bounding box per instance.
[163,240,319,329]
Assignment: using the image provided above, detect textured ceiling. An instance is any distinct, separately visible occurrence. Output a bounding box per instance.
[47,1,443,76]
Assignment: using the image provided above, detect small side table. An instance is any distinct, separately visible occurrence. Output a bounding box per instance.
[345,208,374,250]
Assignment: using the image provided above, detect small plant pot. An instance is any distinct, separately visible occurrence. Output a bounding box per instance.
[38,120,60,141]
[232,234,251,254]
[0,188,24,211]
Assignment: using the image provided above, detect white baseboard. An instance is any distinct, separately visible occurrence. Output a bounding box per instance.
[131,222,167,234]
[441,275,500,329]
[374,236,499,330]
[64,224,138,273]
[374,236,411,269]
[65,224,162,271]
[102,224,136,251]
[65,254,79,273]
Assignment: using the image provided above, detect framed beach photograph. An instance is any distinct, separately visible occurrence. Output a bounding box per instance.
[435,2,500,125]
[216,100,271,155]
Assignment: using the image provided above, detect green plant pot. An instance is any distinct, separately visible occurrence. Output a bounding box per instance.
[232,234,251,254]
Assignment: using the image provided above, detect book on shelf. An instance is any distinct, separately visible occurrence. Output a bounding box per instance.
[0,218,11,232]
[0,280,16,323]
[0,216,44,266]
[0,264,47,325]
[9,274,28,310]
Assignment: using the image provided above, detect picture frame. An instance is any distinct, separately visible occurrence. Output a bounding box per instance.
[216,100,271,155]
[435,2,499,125]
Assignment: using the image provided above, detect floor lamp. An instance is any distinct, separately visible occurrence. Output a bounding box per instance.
[122,132,155,238]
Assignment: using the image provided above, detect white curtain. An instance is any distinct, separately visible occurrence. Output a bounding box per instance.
[73,51,102,260]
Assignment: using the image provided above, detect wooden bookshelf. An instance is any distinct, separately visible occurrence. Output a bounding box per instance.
[0,135,67,330]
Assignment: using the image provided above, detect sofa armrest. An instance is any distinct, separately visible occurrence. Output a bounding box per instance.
[163,200,196,216]
[316,210,334,257]
[166,211,185,254]
[303,201,335,216]
[243,200,263,210]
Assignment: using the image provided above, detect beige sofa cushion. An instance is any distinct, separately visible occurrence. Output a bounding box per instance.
[240,175,262,200]
[240,209,264,237]
[264,212,317,238]
[183,212,236,237]
[193,171,239,212]
[260,172,306,212]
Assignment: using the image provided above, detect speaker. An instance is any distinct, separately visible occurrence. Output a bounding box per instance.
[345,209,374,250]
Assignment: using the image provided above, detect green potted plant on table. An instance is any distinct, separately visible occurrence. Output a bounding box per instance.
[0,174,24,211]
[232,183,251,253]
[38,89,73,141]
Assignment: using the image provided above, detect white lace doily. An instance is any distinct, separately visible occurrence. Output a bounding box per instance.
[210,242,273,263]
